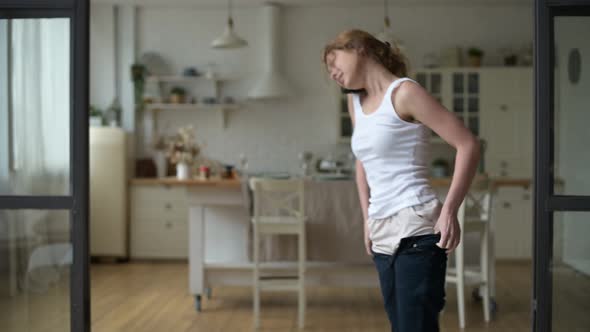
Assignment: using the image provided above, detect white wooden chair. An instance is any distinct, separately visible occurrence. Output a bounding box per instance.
[445,175,494,329]
[249,177,307,329]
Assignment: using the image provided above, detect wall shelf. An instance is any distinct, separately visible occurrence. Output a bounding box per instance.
[143,74,242,130]
[146,75,229,84]
[146,102,241,111]
[145,102,243,129]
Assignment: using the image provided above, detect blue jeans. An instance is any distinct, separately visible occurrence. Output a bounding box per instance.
[371,233,447,332]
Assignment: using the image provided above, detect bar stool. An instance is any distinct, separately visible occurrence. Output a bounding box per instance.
[445,175,494,328]
[249,177,307,329]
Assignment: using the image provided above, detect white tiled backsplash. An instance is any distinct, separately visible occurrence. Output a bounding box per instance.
[145,104,457,175]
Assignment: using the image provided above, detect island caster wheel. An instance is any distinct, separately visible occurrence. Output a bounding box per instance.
[195,295,202,312]
[490,298,498,317]
[472,287,482,302]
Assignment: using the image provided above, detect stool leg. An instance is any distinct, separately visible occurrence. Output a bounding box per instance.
[481,227,491,322]
[298,225,306,329]
[298,279,305,328]
[456,242,466,329]
[253,223,260,329]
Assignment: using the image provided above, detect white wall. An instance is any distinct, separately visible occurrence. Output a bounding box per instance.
[90,4,116,110]
[92,2,533,173]
[554,16,590,275]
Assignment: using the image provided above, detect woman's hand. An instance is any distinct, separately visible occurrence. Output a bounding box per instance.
[364,220,373,256]
[434,208,461,253]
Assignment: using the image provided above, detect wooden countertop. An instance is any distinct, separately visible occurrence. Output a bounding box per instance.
[130,176,242,188]
[429,175,532,189]
[130,174,542,190]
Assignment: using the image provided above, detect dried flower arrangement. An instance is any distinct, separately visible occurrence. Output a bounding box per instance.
[152,126,200,164]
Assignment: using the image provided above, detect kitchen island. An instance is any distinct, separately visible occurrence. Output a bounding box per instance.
[129,174,536,312]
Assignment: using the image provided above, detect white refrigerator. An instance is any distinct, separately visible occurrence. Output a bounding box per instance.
[90,127,128,259]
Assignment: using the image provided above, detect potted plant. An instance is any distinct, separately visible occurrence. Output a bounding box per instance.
[131,63,147,110]
[104,97,122,127]
[89,105,103,127]
[467,47,484,67]
[504,54,518,66]
[169,86,186,104]
[166,125,200,180]
[431,158,450,178]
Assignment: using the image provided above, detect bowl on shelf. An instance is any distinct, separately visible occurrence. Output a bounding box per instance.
[183,67,201,77]
[202,97,218,105]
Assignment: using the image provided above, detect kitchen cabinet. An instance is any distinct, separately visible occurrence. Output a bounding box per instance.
[337,87,352,143]
[480,67,533,178]
[493,186,533,259]
[414,67,534,259]
[414,68,481,142]
[339,68,482,143]
[480,68,533,259]
[413,67,533,175]
[130,184,189,259]
[480,68,534,259]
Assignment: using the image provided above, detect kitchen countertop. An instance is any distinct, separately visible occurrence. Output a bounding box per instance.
[429,175,533,189]
[130,176,242,188]
[130,174,544,190]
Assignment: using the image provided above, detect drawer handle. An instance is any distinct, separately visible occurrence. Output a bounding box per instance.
[165,203,172,210]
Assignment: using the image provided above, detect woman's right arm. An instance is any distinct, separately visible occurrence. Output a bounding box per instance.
[348,94,371,255]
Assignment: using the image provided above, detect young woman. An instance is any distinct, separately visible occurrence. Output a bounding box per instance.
[323,29,481,332]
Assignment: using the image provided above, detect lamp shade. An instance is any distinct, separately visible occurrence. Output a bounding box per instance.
[211,18,247,49]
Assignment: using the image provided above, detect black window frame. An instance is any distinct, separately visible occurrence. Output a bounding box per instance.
[534,1,590,332]
[0,0,90,331]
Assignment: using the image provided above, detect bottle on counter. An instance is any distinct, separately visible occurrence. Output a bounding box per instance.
[199,165,210,180]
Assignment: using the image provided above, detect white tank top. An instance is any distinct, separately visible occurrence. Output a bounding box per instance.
[351,77,437,220]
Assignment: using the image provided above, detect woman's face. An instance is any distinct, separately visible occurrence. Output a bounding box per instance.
[326,49,363,90]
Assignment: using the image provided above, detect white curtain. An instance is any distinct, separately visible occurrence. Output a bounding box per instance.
[8,18,71,293]
[10,18,70,195]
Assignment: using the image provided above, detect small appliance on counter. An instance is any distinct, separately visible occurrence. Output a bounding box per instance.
[313,152,355,180]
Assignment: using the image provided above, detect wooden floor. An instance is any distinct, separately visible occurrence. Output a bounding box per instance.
[2,260,589,331]
[90,261,534,332]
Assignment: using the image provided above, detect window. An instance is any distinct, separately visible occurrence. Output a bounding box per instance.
[1,18,71,196]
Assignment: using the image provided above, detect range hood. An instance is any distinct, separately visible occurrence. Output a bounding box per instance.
[248,2,292,100]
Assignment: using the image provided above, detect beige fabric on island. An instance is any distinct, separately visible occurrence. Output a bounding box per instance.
[241,177,485,266]
[242,178,370,263]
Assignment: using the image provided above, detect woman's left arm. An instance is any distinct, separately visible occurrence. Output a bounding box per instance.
[393,82,481,252]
